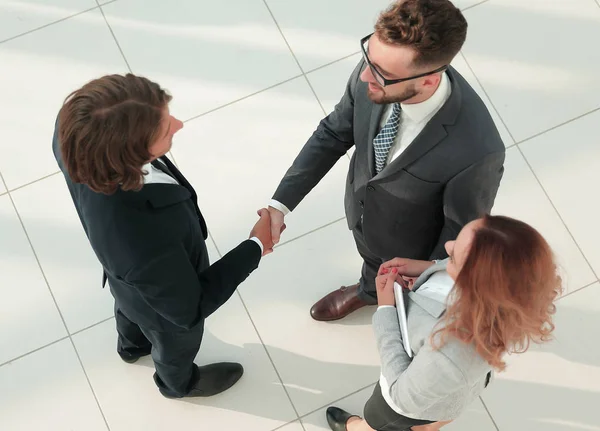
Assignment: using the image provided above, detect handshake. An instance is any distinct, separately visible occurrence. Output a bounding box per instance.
[249,207,286,256]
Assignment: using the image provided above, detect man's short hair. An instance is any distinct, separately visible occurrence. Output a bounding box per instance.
[58,73,172,195]
[375,0,468,68]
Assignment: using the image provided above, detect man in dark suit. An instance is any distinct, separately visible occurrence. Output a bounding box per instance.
[53,74,275,398]
[267,0,505,321]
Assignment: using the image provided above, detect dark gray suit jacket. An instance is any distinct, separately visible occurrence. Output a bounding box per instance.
[273,60,505,261]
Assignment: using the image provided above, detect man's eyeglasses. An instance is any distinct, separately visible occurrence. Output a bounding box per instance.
[360,33,447,87]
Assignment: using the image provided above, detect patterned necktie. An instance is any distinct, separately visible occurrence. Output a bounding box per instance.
[373,103,402,174]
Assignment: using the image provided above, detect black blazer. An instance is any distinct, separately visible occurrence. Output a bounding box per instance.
[273,61,505,261]
[52,126,261,332]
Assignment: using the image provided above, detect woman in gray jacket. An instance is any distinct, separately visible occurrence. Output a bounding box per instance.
[326,215,562,431]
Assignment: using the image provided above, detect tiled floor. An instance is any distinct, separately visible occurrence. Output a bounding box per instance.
[0,0,598,430]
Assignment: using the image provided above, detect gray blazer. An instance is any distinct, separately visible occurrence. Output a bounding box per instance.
[373,260,492,421]
[273,61,505,260]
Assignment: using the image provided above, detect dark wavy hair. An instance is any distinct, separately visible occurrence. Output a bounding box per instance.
[58,73,172,194]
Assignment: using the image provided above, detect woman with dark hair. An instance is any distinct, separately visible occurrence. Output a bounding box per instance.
[326,215,562,431]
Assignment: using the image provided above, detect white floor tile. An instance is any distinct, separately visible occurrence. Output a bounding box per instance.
[451,53,515,147]
[445,398,497,431]
[519,109,600,277]
[0,8,128,190]
[239,220,381,416]
[73,294,297,431]
[101,0,301,121]
[0,195,66,365]
[279,421,305,431]
[462,0,600,141]
[492,147,596,294]
[301,385,375,430]
[0,0,597,427]
[267,0,489,73]
[307,54,361,115]
[302,385,496,431]
[453,0,488,8]
[0,0,96,42]
[171,77,349,254]
[11,175,113,334]
[265,0,390,71]
[0,339,106,431]
[482,283,600,431]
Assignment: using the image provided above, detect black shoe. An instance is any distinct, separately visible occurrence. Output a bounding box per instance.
[326,406,360,431]
[160,362,244,399]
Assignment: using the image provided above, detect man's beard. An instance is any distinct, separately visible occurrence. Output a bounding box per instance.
[367,84,419,104]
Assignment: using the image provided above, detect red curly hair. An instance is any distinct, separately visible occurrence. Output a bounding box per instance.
[433,215,562,370]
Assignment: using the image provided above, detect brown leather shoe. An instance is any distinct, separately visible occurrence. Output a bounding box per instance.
[310,283,371,321]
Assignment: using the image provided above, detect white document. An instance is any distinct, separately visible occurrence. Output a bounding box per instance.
[393,282,412,358]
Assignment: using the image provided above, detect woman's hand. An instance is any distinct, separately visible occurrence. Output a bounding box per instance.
[375,267,400,307]
[379,258,434,279]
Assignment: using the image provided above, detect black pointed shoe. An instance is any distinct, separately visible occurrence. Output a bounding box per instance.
[326,406,360,431]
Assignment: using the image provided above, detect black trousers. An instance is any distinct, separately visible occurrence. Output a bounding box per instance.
[353,222,383,305]
[364,383,435,430]
[115,305,204,398]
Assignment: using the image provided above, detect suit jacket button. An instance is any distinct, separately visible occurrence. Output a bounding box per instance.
[367,185,375,191]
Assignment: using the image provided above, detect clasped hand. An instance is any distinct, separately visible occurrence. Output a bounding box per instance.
[249,208,286,256]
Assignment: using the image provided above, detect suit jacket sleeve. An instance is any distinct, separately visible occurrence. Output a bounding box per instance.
[373,307,465,418]
[429,151,505,260]
[125,240,261,329]
[271,60,365,211]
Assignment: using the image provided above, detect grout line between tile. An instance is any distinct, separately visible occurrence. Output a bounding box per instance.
[71,316,115,336]
[304,51,361,75]
[208,236,303,426]
[97,0,132,73]
[0,335,69,369]
[261,0,327,119]
[274,217,347,251]
[0,315,116,369]
[458,52,518,146]
[0,2,116,45]
[297,381,377,422]
[269,419,302,431]
[557,280,598,301]
[0,170,111,430]
[0,171,7,191]
[7,171,61,194]
[235,289,305,428]
[182,50,361,124]
[462,0,491,12]
[516,144,600,283]
[479,396,501,431]
[461,47,600,149]
[183,72,304,123]
[208,232,223,259]
[516,106,600,147]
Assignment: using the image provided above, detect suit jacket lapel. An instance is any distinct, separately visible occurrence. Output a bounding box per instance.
[408,259,450,318]
[375,122,448,181]
[367,103,386,177]
[159,155,208,239]
[371,67,462,182]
